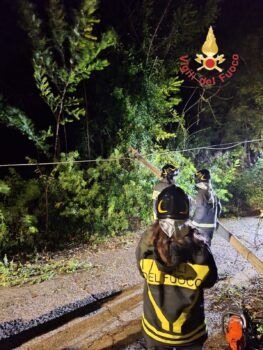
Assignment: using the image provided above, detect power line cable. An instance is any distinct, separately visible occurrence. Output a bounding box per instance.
[0,138,261,168]
[146,138,263,157]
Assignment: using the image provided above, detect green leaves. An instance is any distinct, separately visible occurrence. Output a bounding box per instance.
[33,65,59,113]
[0,96,53,154]
[18,0,116,157]
[0,255,92,287]
[196,149,242,205]
[0,210,8,244]
[0,171,42,251]
[228,157,263,214]
[0,181,10,195]
[22,215,38,235]
[69,28,116,86]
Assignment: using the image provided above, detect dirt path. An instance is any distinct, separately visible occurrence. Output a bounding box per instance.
[0,217,262,347]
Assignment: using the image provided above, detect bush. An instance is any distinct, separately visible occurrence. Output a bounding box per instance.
[53,150,199,240]
[0,149,198,254]
[200,150,241,208]
[0,149,259,255]
[228,158,263,214]
[0,170,41,253]
[0,151,155,254]
[54,150,154,237]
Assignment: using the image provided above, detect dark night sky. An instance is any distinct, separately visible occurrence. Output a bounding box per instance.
[0,0,262,166]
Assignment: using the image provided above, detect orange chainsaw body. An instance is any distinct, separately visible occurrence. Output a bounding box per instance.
[225,314,246,350]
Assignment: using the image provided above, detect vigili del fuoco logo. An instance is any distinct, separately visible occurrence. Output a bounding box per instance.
[179,26,239,87]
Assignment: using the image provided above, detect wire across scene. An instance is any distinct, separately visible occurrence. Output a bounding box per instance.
[0,138,261,168]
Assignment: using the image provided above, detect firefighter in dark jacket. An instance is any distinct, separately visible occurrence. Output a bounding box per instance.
[190,169,221,246]
[136,185,218,350]
[152,164,179,219]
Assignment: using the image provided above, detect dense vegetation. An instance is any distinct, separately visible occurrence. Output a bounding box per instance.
[0,0,262,255]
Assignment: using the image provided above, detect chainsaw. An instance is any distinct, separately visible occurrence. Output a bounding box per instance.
[222,310,247,350]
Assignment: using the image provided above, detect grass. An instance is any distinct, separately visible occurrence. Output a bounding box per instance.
[0,254,92,287]
[213,285,244,304]
[0,231,139,288]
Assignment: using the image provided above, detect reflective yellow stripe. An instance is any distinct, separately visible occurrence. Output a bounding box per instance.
[157,199,168,214]
[140,259,209,290]
[142,315,206,339]
[142,318,207,345]
[191,220,216,228]
[148,287,170,331]
[141,260,209,336]
[147,288,202,334]
[172,290,200,333]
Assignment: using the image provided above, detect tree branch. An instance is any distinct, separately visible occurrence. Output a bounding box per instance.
[54,81,69,160]
[146,0,172,65]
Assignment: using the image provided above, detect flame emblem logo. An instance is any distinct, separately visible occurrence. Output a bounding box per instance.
[195,26,225,72]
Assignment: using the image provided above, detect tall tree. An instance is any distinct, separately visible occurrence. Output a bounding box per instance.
[80,0,220,156]
[0,0,116,160]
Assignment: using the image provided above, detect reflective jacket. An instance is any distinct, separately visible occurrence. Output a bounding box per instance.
[136,228,218,348]
[190,187,221,234]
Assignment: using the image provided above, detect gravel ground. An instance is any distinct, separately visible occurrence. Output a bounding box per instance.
[211,217,262,278]
[0,217,262,346]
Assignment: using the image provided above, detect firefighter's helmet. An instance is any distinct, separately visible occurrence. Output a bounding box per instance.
[161,164,179,183]
[156,185,189,220]
[194,169,211,183]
